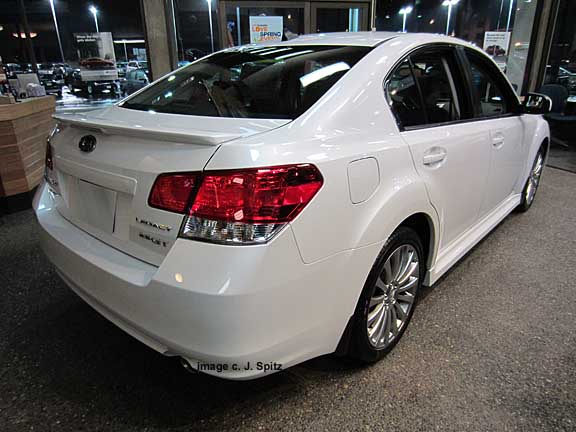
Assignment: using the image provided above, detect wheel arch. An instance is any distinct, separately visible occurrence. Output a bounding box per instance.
[334,209,438,356]
[397,212,436,275]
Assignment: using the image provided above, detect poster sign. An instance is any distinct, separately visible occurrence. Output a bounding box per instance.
[74,32,117,63]
[483,31,511,57]
[249,16,283,44]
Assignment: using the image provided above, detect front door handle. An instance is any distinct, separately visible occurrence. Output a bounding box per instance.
[423,147,447,166]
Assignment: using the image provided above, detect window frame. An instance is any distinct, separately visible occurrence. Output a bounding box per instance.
[384,43,522,132]
[457,46,521,120]
[384,43,473,131]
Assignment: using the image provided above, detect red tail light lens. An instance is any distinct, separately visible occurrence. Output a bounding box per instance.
[190,165,323,223]
[148,173,199,213]
[149,164,323,244]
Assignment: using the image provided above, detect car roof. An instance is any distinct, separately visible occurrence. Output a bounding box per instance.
[274,31,399,47]
[268,31,476,48]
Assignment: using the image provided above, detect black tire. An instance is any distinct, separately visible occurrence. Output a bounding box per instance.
[346,227,424,363]
[516,146,545,213]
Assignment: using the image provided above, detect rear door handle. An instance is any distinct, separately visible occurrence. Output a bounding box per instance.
[491,131,505,148]
[423,147,447,166]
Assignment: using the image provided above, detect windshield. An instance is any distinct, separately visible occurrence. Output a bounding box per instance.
[121,45,371,119]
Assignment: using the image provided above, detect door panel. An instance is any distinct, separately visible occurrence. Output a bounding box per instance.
[403,125,490,250]
[480,116,525,215]
[462,48,526,215]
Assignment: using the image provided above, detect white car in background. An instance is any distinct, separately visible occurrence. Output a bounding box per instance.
[35,32,550,380]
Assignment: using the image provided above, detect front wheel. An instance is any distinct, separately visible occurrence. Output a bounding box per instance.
[346,227,424,363]
[516,148,544,213]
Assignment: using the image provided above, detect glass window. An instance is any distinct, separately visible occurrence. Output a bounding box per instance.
[411,51,462,125]
[121,45,371,119]
[466,51,510,117]
[385,59,426,128]
[375,0,539,94]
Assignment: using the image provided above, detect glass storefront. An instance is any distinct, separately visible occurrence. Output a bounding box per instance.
[541,0,576,172]
[222,2,306,47]
[174,0,221,62]
[217,0,370,48]
[376,0,539,94]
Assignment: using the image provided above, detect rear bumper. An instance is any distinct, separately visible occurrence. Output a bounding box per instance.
[33,182,377,379]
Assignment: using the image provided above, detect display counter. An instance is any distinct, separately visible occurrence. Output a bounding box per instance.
[0,96,55,197]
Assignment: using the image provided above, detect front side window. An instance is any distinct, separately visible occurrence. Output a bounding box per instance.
[465,50,512,117]
[121,45,371,119]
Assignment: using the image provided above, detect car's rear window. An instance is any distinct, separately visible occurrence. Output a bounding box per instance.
[121,45,371,119]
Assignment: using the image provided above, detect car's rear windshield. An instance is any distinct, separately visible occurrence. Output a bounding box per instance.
[121,45,371,119]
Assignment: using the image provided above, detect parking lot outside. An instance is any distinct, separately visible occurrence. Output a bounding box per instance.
[1,166,575,431]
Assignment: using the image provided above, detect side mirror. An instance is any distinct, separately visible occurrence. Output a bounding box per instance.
[523,92,552,114]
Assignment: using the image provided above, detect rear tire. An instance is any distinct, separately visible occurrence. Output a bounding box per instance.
[516,147,545,213]
[345,227,424,363]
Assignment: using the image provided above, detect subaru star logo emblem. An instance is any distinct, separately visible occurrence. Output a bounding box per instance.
[78,135,96,153]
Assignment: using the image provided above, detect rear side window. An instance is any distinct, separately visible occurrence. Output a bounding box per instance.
[465,50,513,117]
[384,59,427,128]
[121,45,371,119]
[385,47,464,129]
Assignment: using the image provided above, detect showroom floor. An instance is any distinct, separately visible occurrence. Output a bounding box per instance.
[1,168,575,431]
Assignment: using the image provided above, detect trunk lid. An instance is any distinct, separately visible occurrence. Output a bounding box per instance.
[48,106,288,266]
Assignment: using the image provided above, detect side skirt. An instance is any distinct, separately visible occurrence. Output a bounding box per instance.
[425,194,521,286]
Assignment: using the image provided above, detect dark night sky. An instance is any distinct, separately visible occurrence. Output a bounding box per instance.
[0,0,143,62]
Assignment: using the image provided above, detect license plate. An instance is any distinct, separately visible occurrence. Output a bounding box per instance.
[74,180,117,234]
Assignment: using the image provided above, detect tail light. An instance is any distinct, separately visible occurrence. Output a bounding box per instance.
[148,173,199,213]
[148,164,323,244]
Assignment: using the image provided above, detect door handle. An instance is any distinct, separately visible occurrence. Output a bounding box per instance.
[491,132,505,148]
[423,147,447,166]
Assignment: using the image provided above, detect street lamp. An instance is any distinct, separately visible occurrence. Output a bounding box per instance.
[89,5,99,33]
[399,6,413,33]
[207,0,215,52]
[442,0,459,36]
[505,0,515,32]
[49,0,65,62]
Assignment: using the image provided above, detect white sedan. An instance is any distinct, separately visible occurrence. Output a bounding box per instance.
[35,32,550,380]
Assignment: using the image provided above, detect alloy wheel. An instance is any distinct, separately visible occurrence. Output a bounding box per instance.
[366,244,419,349]
[525,152,543,205]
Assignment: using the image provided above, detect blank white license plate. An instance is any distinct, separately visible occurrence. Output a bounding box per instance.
[75,180,117,234]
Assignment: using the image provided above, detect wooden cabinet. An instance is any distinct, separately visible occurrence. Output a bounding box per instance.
[0,96,56,197]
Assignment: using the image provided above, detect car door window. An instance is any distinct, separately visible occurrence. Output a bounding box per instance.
[410,51,462,125]
[465,50,513,117]
[385,59,427,128]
